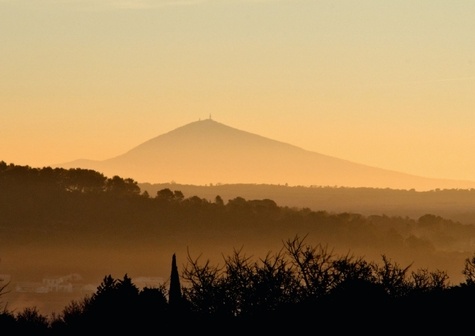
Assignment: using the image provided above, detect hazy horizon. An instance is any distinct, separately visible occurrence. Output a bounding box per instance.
[2,0,474,182]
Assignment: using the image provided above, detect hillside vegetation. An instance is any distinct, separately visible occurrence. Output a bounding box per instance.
[1,161,475,288]
[140,182,475,225]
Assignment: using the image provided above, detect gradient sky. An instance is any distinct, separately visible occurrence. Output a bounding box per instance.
[1,0,474,181]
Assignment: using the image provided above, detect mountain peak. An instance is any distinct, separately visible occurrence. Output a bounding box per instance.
[164,118,236,135]
[130,118,298,155]
[55,120,475,190]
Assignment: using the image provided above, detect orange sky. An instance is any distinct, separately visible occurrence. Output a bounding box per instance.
[1,0,474,181]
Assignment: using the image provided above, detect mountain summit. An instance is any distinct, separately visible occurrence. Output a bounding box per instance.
[57,119,475,190]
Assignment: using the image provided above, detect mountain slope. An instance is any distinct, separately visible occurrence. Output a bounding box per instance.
[56,119,475,190]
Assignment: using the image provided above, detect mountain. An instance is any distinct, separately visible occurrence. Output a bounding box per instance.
[56,119,475,191]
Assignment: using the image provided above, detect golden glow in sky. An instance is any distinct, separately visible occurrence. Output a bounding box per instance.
[1,0,474,181]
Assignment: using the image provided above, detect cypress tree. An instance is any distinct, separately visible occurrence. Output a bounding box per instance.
[169,253,182,308]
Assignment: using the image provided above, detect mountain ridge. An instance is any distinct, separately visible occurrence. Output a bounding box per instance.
[56,119,475,191]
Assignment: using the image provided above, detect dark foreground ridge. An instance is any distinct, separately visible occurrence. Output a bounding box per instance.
[2,236,475,334]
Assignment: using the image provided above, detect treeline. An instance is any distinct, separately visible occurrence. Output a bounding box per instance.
[0,160,474,283]
[0,161,140,195]
[140,181,475,225]
[1,161,475,255]
[2,236,475,333]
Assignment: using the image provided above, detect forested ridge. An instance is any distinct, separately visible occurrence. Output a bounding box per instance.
[1,161,475,255]
[2,161,475,332]
[140,181,475,225]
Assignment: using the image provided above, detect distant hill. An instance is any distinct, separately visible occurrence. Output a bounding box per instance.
[139,182,475,225]
[56,119,475,191]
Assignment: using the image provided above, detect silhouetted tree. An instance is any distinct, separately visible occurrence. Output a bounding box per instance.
[15,307,49,335]
[462,252,475,286]
[50,297,90,334]
[105,176,140,196]
[373,254,412,298]
[0,310,16,332]
[61,168,107,193]
[182,251,223,317]
[173,190,185,202]
[169,253,182,309]
[138,285,168,315]
[0,272,9,311]
[410,268,449,293]
[215,195,224,206]
[283,235,338,299]
[156,188,174,201]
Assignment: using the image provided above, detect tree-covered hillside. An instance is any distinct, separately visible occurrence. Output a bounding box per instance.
[1,161,475,287]
[140,182,475,225]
